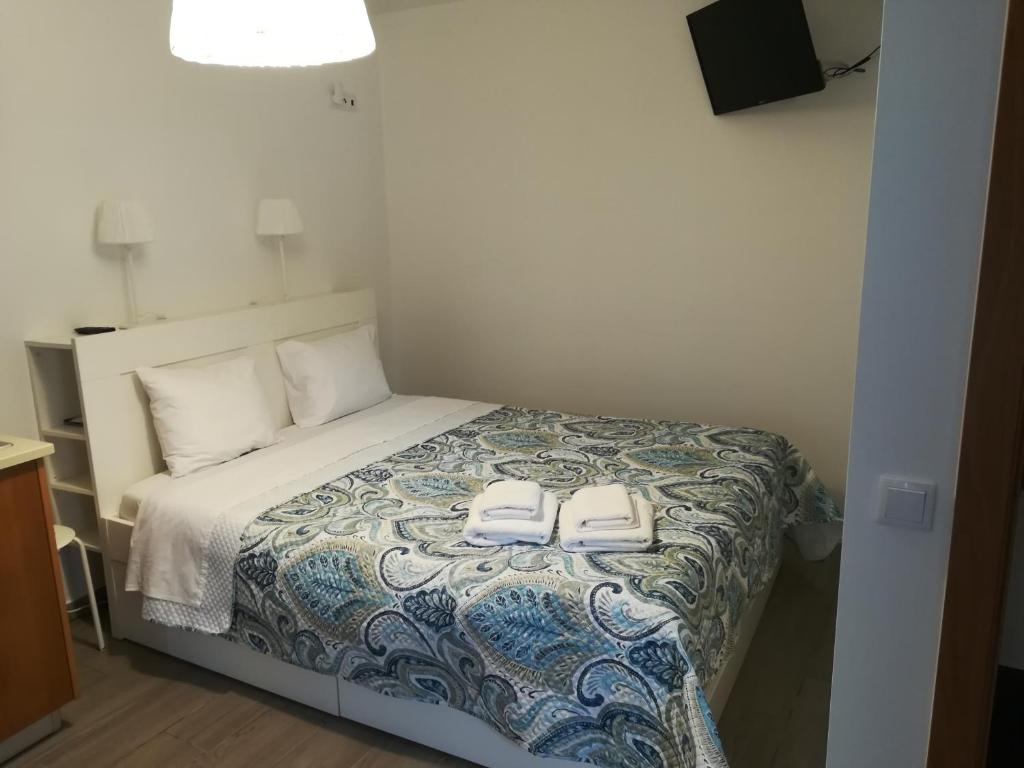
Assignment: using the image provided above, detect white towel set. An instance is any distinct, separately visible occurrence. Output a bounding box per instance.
[464,480,558,546]
[477,479,544,522]
[463,480,654,552]
[559,484,655,553]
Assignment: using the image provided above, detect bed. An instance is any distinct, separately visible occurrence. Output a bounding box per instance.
[73,291,839,768]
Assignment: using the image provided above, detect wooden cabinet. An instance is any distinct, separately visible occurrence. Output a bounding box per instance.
[0,446,77,746]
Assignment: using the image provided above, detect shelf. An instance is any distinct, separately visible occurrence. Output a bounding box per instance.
[77,533,102,553]
[48,491,100,553]
[51,474,95,497]
[42,425,86,442]
[26,346,82,441]
[25,338,73,351]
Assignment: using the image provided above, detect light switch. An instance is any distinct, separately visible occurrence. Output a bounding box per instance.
[878,476,936,530]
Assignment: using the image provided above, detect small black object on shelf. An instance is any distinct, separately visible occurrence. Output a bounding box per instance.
[74,326,117,336]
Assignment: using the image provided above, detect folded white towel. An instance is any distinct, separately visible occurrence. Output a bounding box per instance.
[559,496,655,553]
[571,484,639,531]
[478,480,544,521]
[465,491,559,546]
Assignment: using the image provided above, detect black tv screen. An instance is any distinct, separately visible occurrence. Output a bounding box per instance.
[687,0,825,115]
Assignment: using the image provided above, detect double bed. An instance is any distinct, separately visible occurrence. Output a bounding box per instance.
[73,291,839,768]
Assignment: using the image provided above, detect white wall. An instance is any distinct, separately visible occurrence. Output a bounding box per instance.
[827,0,1008,765]
[0,0,390,440]
[374,0,882,499]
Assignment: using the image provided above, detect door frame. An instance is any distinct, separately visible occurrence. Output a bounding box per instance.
[927,1,1024,764]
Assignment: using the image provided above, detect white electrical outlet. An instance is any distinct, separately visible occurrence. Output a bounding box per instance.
[331,83,358,112]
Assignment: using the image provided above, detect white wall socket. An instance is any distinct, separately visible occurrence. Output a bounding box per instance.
[331,83,358,112]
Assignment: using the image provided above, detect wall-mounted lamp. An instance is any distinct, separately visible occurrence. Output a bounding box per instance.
[257,199,304,301]
[96,200,155,326]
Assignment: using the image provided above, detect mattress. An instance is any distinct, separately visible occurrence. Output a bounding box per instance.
[120,472,170,522]
[124,396,840,768]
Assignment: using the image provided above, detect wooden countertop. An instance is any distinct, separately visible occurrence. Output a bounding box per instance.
[0,435,54,472]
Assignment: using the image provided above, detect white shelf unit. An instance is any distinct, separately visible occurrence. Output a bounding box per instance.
[41,424,87,442]
[26,340,103,562]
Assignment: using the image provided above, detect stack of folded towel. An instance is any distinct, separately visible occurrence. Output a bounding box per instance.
[559,484,654,553]
[464,480,558,546]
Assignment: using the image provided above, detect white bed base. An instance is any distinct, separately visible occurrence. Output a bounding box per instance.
[73,290,773,767]
[110,560,776,768]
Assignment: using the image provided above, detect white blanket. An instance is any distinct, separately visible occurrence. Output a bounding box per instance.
[126,396,498,616]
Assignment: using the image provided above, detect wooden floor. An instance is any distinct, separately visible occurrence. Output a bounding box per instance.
[7,543,840,768]
[719,543,841,767]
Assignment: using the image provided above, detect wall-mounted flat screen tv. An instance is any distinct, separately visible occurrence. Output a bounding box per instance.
[687,0,825,115]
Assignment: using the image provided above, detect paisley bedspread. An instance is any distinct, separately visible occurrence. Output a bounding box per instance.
[224,406,839,768]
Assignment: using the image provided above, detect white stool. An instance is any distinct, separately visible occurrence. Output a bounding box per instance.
[54,525,105,651]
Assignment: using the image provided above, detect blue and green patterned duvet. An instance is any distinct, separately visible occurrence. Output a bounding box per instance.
[226,406,838,768]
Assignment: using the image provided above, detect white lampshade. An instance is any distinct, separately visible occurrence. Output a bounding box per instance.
[257,199,304,237]
[170,0,376,68]
[96,200,155,246]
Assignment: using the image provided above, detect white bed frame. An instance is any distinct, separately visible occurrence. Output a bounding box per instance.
[72,290,775,768]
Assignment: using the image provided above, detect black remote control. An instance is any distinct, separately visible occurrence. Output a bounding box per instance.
[74,327,117,336]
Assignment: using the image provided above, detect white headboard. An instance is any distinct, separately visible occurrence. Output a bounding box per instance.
[74,290,377,528]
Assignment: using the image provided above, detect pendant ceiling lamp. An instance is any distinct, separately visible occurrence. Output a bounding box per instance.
[170,0,376,67]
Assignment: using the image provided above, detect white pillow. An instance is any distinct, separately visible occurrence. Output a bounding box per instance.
[136,356,277,478]
[276,325,391,428]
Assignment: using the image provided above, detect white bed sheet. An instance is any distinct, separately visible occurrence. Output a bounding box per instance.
[120,472,171,522]
[124,396,496,620]
[119,397,426,522]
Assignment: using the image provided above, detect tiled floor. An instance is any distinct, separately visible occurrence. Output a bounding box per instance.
[8,543,840,767]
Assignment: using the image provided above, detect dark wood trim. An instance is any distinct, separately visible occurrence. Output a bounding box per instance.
[928,1,1024,764]
[988,666,1024,766]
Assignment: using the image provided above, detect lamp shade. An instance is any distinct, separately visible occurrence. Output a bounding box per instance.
[257,199,304,237]
[170,0,376,68]
[96,200,155,245]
